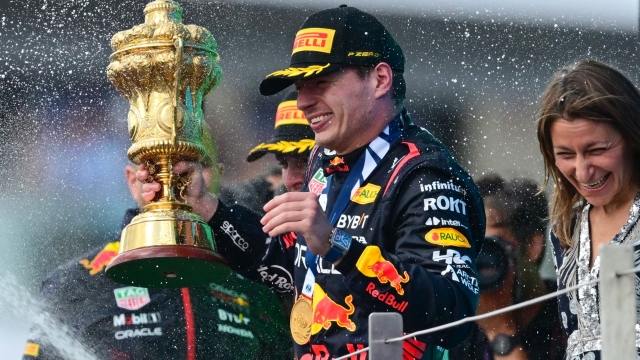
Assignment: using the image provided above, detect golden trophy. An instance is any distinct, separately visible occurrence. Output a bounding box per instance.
[105,0,230,287]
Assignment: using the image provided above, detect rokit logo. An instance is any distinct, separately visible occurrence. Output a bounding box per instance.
[257,265,294,293]
[423,196,467,215]
[221,221,249,251]
[113,312,161,327]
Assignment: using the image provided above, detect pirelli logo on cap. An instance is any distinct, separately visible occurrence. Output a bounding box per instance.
[275,100,308,127]
[292,28,336,54]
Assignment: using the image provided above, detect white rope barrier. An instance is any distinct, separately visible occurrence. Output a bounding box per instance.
[334,258,640,360]
[334,276,604,360]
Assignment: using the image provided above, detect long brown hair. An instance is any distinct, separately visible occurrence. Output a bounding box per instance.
[537,60,640,248]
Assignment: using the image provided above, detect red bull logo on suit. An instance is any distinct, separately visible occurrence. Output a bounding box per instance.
[356,246,410,295]
[79,242,119,275]
[311,284,356,335]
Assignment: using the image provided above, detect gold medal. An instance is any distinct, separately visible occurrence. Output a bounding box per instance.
[290,296,313,345]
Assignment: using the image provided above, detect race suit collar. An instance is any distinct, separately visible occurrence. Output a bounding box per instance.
[320,111,405,178]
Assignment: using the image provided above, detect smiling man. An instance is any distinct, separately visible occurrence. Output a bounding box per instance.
[139,5,485,360]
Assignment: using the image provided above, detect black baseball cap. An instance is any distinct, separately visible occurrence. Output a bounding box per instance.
[247,90,315,162]
[259,5,405,96]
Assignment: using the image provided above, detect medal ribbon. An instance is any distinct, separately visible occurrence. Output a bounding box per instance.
[300,114,404,299]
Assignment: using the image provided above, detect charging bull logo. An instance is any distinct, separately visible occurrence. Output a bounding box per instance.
[356,246,410,296]
[79,242,119,275]
[329,157,344,166]
[368,261,409,295]
[326,156,349,174]
[311,284,356,334]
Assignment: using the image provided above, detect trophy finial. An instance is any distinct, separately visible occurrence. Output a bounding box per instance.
[143,0,183,25]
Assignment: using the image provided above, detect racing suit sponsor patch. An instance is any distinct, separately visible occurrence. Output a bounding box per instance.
[350,183,381,204]
[423,195,467,215]
[441,266,479,294]
[114,287,150,310]
[218,308,254,338]
[79,242,119,276]
[356,246,409,295]
[425,228,471,248]
[217,324,255,339]
[257,265,294,293]
[115,327,162,340]
[337,213,369,229]
[432,249,472,268]
[308,169,327,196]
[311,284,356,334]
[113,312,161,327]
[365,282,408,312]
[24,343,39,357]
[420,180,467,196]
[220,221,249,251]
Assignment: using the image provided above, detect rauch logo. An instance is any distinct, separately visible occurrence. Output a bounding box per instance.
[351,183,381,205]
[425,228,471,248]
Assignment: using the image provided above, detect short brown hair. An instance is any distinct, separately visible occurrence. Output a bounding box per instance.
[537,60,640,248]
[351,65,405,108]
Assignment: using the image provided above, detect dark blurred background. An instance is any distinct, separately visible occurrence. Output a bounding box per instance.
[0,0,638,356]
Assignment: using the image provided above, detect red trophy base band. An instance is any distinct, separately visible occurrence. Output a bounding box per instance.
[105,245,231,288]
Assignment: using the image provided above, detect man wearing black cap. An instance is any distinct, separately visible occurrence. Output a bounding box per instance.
[220,90,315,215]
[246,89,315,193]
[139,6,485,360]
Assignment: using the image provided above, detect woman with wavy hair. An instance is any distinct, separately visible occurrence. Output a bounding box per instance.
[537,59,640,359]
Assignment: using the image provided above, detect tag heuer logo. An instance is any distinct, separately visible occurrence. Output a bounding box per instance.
[308,168,327,196]
[114,287,150,310]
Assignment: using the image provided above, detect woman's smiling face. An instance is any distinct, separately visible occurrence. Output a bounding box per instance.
[551,117,637,208]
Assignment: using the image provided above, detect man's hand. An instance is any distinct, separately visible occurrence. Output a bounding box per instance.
[136,161,218,221]
[261,192,334,256]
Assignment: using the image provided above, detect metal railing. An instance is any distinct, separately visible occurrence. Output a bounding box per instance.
[335,244,639,360]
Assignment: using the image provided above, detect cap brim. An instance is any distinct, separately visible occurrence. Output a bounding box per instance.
[246,137,316,162]
[259,63,345,96]
[246,148,269,162]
